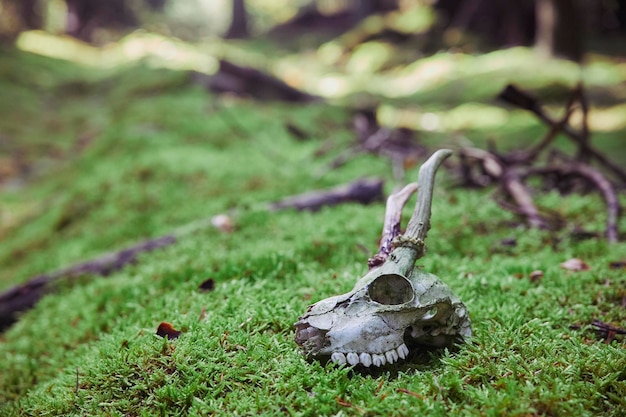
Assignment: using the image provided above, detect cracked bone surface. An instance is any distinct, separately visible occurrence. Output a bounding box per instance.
[295,149,471,367]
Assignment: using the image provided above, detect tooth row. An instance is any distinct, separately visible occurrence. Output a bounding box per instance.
[330,343,409,367]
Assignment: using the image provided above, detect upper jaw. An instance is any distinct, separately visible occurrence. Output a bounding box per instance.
[295,319,411,368]
[329,342,410,367]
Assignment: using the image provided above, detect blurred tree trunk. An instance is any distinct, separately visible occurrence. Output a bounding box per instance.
[0,0,41,44]
[66,0,138,42]
[146,0,167,11]
[351,0,398,21]
[435,0,536,46]
[535,0,583,62]
[225,0,249,39]
[18,0,41,29]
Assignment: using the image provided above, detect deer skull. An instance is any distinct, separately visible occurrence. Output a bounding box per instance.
[295,247,471,367]
[295,150,471,367]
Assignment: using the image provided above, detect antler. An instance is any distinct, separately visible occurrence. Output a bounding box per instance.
[368,182,418,269]
[388,149,452,274]
[405,149,452,251]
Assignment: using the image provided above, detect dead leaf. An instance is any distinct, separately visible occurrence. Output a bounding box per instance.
[499,237,517,247]
[529,270,544,282]
[211,214,234,232]
[199,278,215,292]
[156,322,182,339]
[397,388,424,400]
[335,397,352,408]
[560,258,590,271]
[335,397,365,413]
[609,261,626,270]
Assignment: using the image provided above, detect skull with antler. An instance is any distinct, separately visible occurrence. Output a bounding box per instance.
[295,150,471,367]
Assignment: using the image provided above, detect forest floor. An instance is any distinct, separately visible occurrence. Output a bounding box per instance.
[1,26,625,416]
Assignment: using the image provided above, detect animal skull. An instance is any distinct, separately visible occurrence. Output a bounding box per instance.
[295,247,471,367]
[295,149,471,368]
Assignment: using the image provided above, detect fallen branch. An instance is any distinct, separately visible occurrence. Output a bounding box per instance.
[591,319,626,344]
[526,163,620,242]
[190,60,321,103]
[318,110,426,180]
[0,235,176,331]
[268,177,384,211]
[459,147,548,228]
[458,83,623,240]
[502,167,547,229]
[498,84,626,182]
[1,178,384,331]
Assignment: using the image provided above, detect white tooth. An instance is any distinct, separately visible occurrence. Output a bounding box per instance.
[397,344,409,360]
[385,349,398,364]
[372,353,386,367]
[346,352,359,366]
[331,352,346,365]
[359,352,372,367]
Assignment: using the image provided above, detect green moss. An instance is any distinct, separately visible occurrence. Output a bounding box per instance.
[1,46,625,416]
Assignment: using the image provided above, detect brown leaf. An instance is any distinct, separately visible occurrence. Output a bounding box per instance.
[609,261,626,270]
[211,214,234,233]
[397,388,424,400]
[335,397,352,408]
[199,278,215,292]
[560,258,590,271]
[335,397,365,413]
[156,322,182,339]
[529,270,544,282]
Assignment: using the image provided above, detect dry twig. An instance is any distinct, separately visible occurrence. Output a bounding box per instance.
[459,83,623,240]
[1,178,385,331]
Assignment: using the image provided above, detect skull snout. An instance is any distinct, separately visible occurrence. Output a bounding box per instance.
[294,321,327,355]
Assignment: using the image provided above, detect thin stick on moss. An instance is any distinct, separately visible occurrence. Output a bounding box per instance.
[527,163,620,242]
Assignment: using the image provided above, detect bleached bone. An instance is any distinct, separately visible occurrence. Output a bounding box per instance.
[295,149,471,367]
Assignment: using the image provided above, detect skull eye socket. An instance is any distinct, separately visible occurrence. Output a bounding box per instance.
[368,274,414,305]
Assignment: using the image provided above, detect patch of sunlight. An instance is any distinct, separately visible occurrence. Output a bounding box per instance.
[16,30,218,74]
[379,48,590,98]
[378,103,510,132]
[382,53,460,96]
[470,47,542,72]
[317,41,345,66]
[346,41,393,74]
[317,74,351,98]
[379,104,440,131]
[585,103,626,132]
[17,31,102,65]
[247,0,301,33]
[443,103,510,130]
[583,59,626,86]
[360,15,387,36]
[44,0,67,33]
[386,4,435,34]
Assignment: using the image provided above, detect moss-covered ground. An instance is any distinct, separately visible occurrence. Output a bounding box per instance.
[1,33,625,416]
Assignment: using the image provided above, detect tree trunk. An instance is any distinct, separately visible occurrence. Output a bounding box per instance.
[225,0,249,39]
[0,0,41,44]
[535,0,584,62]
